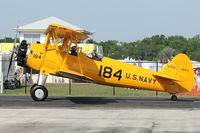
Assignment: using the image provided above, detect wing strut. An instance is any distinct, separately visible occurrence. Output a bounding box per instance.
[61,33,73,69]
[75,39,83,75]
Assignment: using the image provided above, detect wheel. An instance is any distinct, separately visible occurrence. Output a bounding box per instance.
[30,84,37,92]
[171,95,177,101]
[30,85,48,101]
[3,80,10,89]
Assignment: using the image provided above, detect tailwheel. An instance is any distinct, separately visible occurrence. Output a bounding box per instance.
[30,85,48,101]
[171,95,177,101]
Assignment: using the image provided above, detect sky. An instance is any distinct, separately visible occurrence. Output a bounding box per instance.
[0,0,200,42]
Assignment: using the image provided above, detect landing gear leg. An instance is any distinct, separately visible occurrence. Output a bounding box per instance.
[30,74,48,101]
[171,94,177,101]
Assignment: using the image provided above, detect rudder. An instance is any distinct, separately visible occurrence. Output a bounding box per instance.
[159,53,195,92]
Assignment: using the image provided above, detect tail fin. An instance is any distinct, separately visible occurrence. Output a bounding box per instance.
[158,53,195,92]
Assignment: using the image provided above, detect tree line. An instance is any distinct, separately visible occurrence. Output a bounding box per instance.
[0,37,19,43]
[88,34,200,61]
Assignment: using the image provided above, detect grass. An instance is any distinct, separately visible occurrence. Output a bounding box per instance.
[1,83,171,97]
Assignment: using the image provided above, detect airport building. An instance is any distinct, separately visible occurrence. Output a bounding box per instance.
[15,16,91,43]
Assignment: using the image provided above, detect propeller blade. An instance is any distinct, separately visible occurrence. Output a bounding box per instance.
[6,47,15,80]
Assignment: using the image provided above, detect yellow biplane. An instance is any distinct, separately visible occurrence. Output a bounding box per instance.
[16,24,194,101]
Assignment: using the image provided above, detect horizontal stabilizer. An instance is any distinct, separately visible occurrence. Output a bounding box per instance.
[152,72,179,81]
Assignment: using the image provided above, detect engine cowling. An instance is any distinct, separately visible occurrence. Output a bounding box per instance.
[16,40,29,67]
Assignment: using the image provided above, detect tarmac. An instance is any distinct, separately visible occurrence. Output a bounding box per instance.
[0,96,200,133]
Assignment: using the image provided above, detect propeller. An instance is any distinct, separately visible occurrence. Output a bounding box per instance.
[18,40,29,93]
[6,40,34,92]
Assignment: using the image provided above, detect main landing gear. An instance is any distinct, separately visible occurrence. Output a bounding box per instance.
[171,94,177,101]
[30,74,48,101]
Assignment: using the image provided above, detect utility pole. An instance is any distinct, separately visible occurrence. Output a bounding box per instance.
[69,79,72,95]
[156,61,158,96]
[113,86,115,96]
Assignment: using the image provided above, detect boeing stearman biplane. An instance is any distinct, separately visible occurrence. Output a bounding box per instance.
[15,24,194,101]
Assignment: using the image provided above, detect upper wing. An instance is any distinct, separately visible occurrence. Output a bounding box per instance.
[45,24,89,41]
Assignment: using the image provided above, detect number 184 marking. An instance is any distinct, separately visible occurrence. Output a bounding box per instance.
[99,65,122,81]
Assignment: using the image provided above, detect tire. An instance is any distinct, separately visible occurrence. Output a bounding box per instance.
[30,84,37,94]
[30,85,48,101]
[171,95,177,101]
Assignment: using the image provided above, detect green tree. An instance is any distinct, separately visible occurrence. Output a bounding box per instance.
[187,36,200,60]
[133,35,167,60]
[0,37,19,43]
[86,39,98,44]
[98,40,122,59]
[167,36,187,53]
[96,34,200,61]
[159,47,177,59]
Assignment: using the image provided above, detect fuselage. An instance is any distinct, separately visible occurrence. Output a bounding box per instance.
[17,43,179,93]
